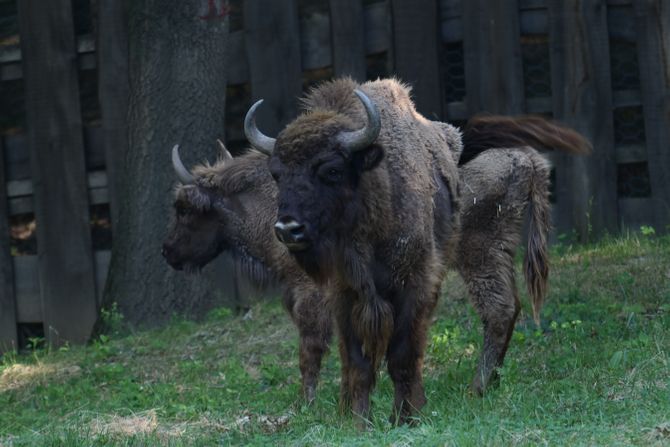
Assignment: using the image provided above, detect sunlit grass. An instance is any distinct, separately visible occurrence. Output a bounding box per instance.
[1,234,669,445]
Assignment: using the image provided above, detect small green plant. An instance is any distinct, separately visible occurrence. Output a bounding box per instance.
[99,302,125,335]
[640,225,656,237]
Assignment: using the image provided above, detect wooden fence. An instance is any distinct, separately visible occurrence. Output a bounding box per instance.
[1,0,668,352]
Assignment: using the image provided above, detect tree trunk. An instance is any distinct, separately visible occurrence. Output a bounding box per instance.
[101,0,230,326]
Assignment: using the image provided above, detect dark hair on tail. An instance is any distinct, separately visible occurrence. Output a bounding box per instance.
[460,115,592,165]
[524,152,552,325]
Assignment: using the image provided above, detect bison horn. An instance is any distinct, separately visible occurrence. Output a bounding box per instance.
[172,144,195,185]
[217,139,233,160]
[244,99,276,155]
[337,89,381,153]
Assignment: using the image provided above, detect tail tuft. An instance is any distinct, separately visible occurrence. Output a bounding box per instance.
[524,154,552,325]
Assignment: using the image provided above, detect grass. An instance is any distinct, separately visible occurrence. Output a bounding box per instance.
[1,233,669,446]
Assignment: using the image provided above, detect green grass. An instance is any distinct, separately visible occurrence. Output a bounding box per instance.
[2,233,670,446]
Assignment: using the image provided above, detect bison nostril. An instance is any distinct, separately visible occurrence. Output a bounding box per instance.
[274,218,308,247]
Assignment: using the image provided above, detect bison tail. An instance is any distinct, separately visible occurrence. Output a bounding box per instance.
[524,153,552,325]
[460,114,592,165]
[351,298,394,370]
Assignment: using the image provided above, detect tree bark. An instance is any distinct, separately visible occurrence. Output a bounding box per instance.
[101,0,230,326]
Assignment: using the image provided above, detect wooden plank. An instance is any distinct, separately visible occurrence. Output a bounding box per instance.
[4,134,29,181]
[463,0,525,115]
[618,198,655,230]
[14,256,41,323]
[329,0,366,81]
[633,0,670,230]
[0,138,18,352]
[300,7,331,70]
[18,0,97,345]
[97,0,128,234]
[520,7,548,35]
[548,0,618,240]
[93,250,111,305]
[8,171,109,198]
[391,0,443,119]
[244,0,302,134]
[364,2,391,54]
[615,144,648,164]
[525,96,552,114]
[227,31,249,85]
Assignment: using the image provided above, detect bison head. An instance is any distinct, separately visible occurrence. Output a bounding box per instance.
[244,90,383,279]
[162,143,240,273]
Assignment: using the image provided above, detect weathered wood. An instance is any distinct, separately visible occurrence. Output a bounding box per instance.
[0,138,18,352]
[300,6,331,71]
[391,0,443,119]
[364,2,391,55]
[463,0,525,115]
[548,0,618,240]
[329,0,366,81]
[97,0,129,234]
[618,198,655,230]
[17,0,98,345]
[633,0,670,229]
[14,256,41,322]
[244,0,302,134]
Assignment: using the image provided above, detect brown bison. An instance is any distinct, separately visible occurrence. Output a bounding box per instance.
[244,78,590,423]
[162,141,331,402]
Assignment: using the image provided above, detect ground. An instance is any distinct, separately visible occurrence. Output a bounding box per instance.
[1,233,669,446]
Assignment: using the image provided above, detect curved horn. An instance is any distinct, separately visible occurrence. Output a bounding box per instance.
[172,144,195,185]
[244,99,276,155]
[217,139,233,160]
[337,89,381,153]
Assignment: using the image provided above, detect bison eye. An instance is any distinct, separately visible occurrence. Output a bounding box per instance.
[318,165,344,184]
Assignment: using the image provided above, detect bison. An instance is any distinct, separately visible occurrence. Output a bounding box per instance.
[162,141,332,402]
[244,78,590,423]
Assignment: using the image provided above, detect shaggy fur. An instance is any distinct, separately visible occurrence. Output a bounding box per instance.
[270,78,461,423]
[163,150,332,402]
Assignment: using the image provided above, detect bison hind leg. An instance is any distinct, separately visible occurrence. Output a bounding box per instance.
[464,269,520,396]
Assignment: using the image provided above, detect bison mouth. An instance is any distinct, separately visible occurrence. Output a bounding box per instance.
[283,240,311,252]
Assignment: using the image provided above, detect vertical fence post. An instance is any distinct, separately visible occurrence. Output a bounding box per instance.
[548,0,618,240]
[634,0,670,230]
[463,0,525,115]
[244,0,303,134]
[17,0,97,345]
[0,138,17,353]
[329,0,366,82]
[390,0,443,119]
[97,0,129,234]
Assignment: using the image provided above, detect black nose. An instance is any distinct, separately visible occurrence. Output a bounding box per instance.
[274,217,310,251]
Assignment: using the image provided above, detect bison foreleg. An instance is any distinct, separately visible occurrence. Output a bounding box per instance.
[386,295,431,425]
[335,303,375,426]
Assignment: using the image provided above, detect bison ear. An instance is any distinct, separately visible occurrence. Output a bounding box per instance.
[353,144,384,172]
